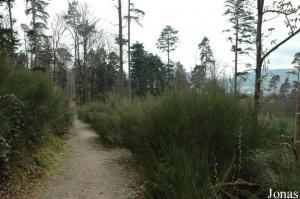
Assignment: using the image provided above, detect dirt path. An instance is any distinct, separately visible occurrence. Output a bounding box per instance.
[27,119,133,199]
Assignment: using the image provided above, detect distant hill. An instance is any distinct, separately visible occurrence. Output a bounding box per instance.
[240,68,298,94]
[185,68,298,94]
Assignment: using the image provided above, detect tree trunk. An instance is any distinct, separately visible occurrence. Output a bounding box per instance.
[91,68,95,100]
[118,0,124,95]
[77,34,84,102]
[254,0,264,117]
[297,70,300,113]
[234,19,239,94]
[30,45,33,68]
[167,37,170,86]
[167,34,170,67]
[7,0,14,67]
[128,0,131,98]
[82,38,87,103]
[53,49,56,82]
[294,113,300,161]
[24,31,29,70]
[74,35,77,100]
[32,0,38,69]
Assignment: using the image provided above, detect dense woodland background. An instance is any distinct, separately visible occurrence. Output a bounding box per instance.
[2,0,300,198]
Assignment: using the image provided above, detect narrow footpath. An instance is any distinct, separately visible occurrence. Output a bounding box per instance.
[26,119,134,199]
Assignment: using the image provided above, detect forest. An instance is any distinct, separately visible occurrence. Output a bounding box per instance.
[1,0,300,198]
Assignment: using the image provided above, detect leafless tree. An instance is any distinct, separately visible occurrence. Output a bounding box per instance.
[50,13,67,82]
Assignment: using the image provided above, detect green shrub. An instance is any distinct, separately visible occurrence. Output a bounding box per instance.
[0,67,73,182]
[0,71,71,142]
[78,86,274,198]
[79,84,298,198]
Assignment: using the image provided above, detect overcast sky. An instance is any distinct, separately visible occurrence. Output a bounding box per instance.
[11,0,300,73]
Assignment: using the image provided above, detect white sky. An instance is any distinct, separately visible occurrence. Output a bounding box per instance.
[10,0,300,73]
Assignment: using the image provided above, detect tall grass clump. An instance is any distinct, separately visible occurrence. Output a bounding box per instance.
[79,84,283,198]
[0,65,73,182]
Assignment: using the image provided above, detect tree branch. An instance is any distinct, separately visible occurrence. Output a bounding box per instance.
[262,28,300,62]
[263,9,297,16]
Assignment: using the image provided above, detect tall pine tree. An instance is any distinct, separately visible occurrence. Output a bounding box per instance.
[156,25,179,86]
[224,0,255,94]
[192,37,215,88]
[25,0,50,69]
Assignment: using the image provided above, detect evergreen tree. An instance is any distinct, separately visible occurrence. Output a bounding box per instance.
[64,1,82,100]
[224,0,255,93]
[0,0,16,62]
[77,4,96,102]
[291,52,300,112]
[191,64,206,89]
[94,50,119,98]
[115,0,125,94]
[192,37,216,89]
[267,74,280,95]
[279,77,291,98]
[0,17,10,59]
[0,0,16,66]
[125,0,145,98]
[174,62,189,90]
[145,53,166,95]
[200,38,215,76]
[25,0,50,69]
[93,48,108,97]
[38,35,52,71]
[156,25,179,85]
[131,42,147,95]
[292,52,300,85]
[64,0,81,69]
[131,42,167,96]
[105,52,119,92]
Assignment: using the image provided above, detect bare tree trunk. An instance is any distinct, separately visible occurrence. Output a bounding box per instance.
[167,35,170,67]
[23,31,29,70]
[254,0,264,117]
[77,36,84,102]
[77,36,80,71]
[91,68,95,100]
[53,49,56,82]
[7,0,14,68]
[82,38,87,103]
[32,0,38,69]
[253,0,300,117]
[74,35,78,100]
[128,0,131,98]
[118,0,124,95]
[30,45,33,68]
[294,113,300,161]
[234,19,239,94]
[167,38,170,86]
[295,71,300,162]
[297,70,300,113]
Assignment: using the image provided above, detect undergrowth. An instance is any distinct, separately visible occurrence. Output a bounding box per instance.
[0,65,73,184]
[0,132,67,199]
[78,85,299,198]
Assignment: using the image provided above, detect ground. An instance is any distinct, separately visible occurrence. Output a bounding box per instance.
[21,119,138,199]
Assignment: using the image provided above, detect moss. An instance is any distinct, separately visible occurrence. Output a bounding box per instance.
[31,133,67,172]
